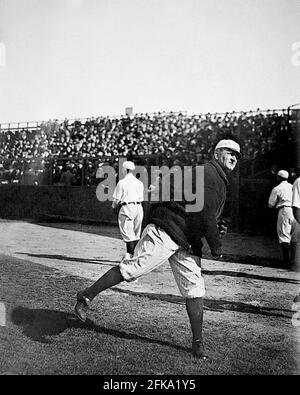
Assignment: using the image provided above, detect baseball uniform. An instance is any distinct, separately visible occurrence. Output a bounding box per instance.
[291,177,300,257]
[119,159,229,293]
[268,179,294,244]
[75,139,241,359]
[113,172,144,243]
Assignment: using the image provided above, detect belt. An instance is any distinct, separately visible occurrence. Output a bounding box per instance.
[121,202,141,206]
[278,206,291,209]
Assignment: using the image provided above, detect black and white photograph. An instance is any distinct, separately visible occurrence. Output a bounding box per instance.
[0,0,299,379]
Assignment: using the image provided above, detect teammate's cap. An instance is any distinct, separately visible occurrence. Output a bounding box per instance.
[214,139,241,158]
[277,170,289,179]
[123,161,135,170]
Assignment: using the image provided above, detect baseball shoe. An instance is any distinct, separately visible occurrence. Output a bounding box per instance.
[74,291,90,322]
[192,339,208,360]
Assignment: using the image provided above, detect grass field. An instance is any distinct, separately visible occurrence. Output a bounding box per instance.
[0,220,299,375]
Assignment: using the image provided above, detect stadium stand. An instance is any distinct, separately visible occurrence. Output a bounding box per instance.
[0,108,296,186]
[0,107,299,234]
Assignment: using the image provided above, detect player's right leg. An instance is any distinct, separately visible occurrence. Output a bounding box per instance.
[119,205,136,257]
[74,224,179,322]
[168,250,207,359]
[130,204,144,252]
[74,265,123,322]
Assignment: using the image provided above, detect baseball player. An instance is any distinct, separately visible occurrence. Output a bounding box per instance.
[112,160,144,258]
[268,170,294,266]
[74,137,241,359]
[291,175,300,270]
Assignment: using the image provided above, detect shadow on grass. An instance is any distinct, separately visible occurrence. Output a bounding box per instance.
[10,306,80,344]
[203,254,287,269]
[16,252,300,284]
[111,288,294,319]
[16,252,119,265]
[202,269,300,285]
[10,306,189,353]
[34,220,122,240]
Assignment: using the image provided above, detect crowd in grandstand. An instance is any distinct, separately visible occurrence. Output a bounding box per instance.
[0,108,294,185]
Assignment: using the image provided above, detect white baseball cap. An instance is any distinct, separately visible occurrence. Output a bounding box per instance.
[214,139,241,158]
[277,170,289,179]
[122,161,135,170]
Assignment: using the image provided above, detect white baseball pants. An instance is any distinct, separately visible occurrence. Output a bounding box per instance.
[119,224,205,298]
[118,204,144,242]
[277,207,294,243]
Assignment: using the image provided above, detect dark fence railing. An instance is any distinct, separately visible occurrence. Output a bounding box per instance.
[0,154,163,187]
[0,111,188,132]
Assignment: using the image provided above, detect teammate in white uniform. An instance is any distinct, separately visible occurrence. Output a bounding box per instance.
[112,161,144,258]
[268,170,294,266]
[291,176,300,269]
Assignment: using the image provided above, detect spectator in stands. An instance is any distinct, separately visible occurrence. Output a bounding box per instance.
[59,163,75,186]
[53,162,64,185]
[38,161,51,186]
[21,164,38,185]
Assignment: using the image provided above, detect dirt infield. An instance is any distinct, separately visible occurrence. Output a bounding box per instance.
[0,219,299,375]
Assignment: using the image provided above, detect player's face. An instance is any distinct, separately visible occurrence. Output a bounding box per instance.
[215,149,238,171]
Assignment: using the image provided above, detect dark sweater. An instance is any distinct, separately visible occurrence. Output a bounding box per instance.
[149,202,190,249]
[148,160,228,257]
[187,160,228,257]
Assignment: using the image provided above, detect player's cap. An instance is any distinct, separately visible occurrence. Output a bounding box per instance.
[122,161,135,170]
[277,170,289,179]
[214,139,241,158]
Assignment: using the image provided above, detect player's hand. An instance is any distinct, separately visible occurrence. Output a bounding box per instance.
[217,220,228,238]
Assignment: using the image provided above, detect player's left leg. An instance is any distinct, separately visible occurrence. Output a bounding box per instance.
[126,241,135,256]
[280,242,291,265]
[75,224,179,322]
